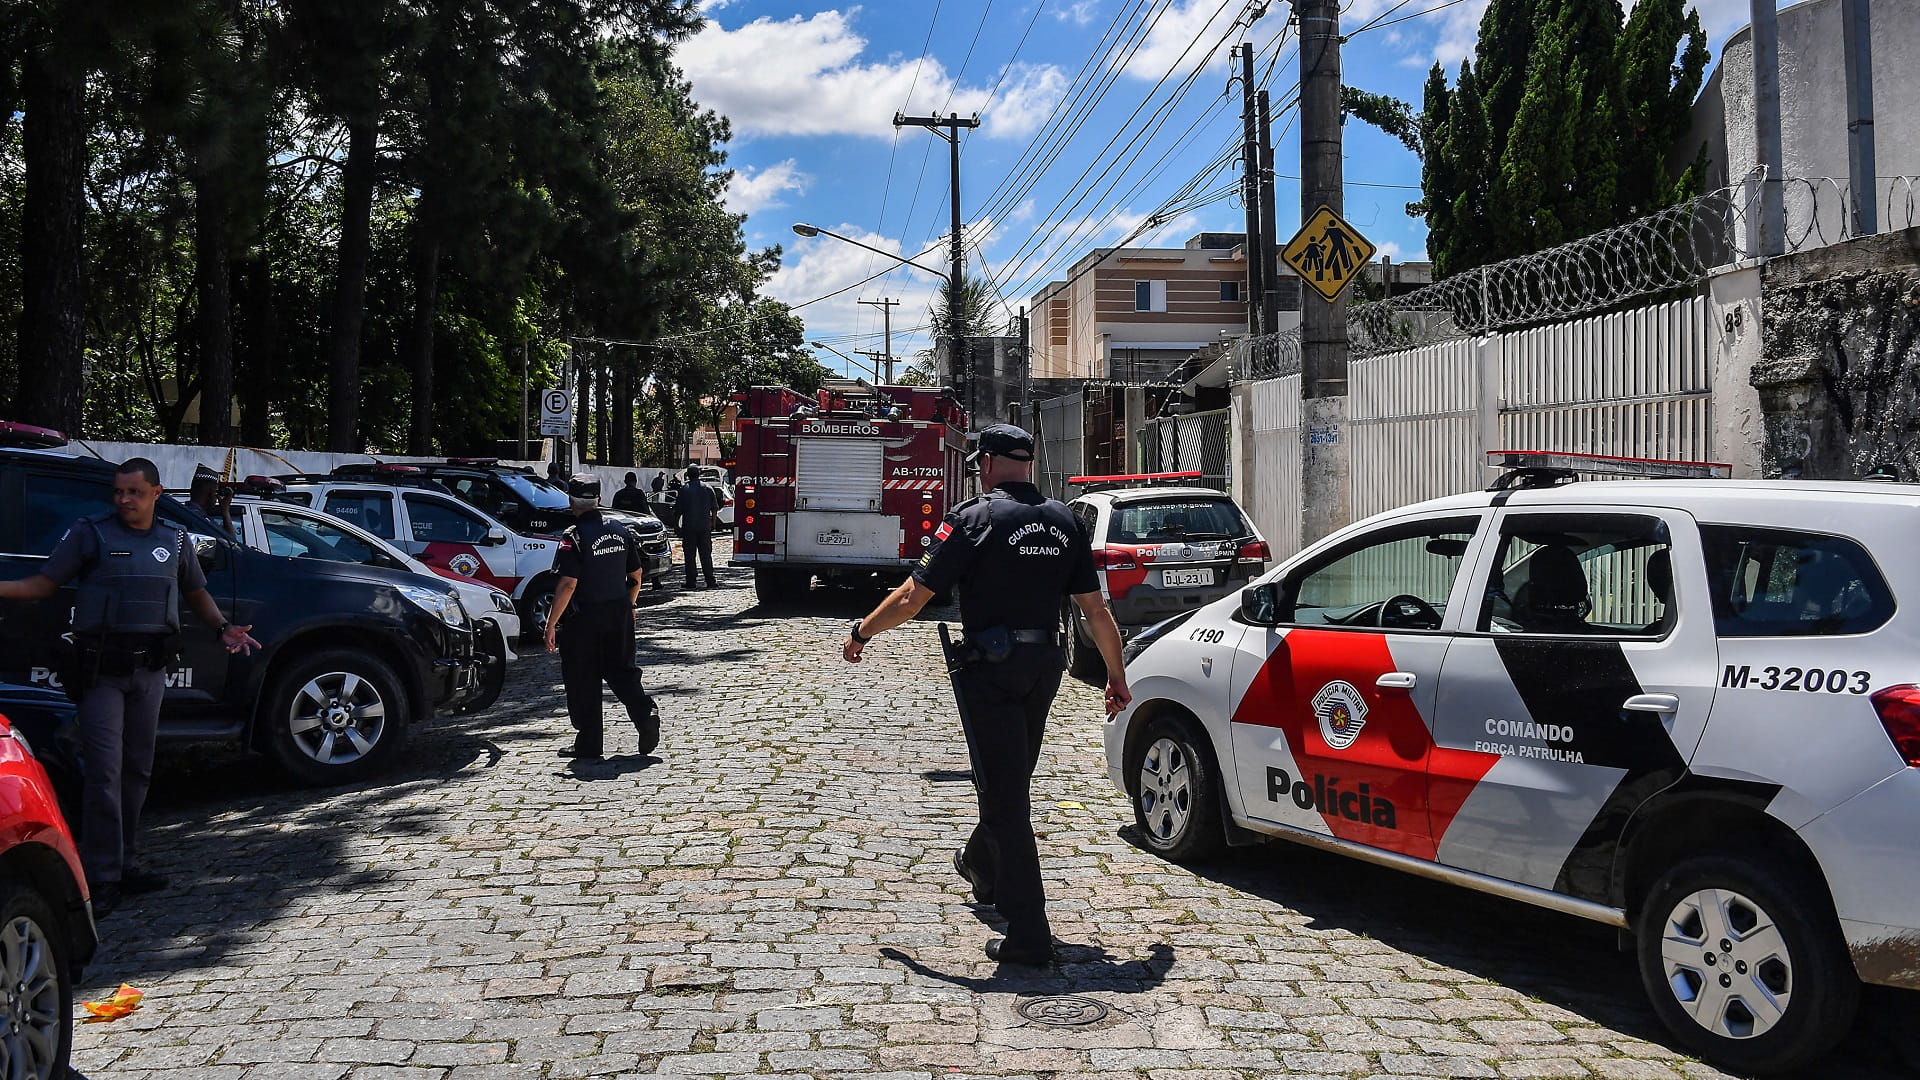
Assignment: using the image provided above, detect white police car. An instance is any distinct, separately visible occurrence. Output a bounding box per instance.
[1106,453,1920,1073]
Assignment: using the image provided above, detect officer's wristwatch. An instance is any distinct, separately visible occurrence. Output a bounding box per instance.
[848,622,871,644]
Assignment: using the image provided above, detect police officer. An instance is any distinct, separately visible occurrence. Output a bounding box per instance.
[0,458,259,915]
[546,474,660,760]
[611,471,649,511]
[841,425,1130,966]
[183,464,235,538]
[674,465,720,589]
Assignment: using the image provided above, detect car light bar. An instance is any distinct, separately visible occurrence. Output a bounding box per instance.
[0,420,69,449]
[1489,451,1732,480]
[1068,470,1203,487]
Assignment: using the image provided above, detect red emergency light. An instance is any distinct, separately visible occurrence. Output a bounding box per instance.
[0,420,68,449]
[1068,470,1203,487]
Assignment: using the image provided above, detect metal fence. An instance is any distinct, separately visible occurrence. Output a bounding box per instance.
[1031,393,1084,502]
[1136,410,1229,491]
[1233,294,1717,558]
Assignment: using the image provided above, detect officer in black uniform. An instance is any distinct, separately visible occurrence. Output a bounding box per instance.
[546,474,660,760]
[674,465,721,589]
[842,425,1131,966]
[0,457,259,916]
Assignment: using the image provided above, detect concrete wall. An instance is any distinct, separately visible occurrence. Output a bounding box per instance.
[1755,225,1920,478]
[1683,0,1920,217]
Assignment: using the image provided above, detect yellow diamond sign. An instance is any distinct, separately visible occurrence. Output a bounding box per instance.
[1281,205,1377,303]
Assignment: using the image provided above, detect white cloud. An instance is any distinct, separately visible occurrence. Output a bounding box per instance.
[769,227,949,363]
[1376,240,1429,263]
[1054,0,1101,25]
[724,159,809,215]
[1120,0,1247,81]
[679,10,1066,141]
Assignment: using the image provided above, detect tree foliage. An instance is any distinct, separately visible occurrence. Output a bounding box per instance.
[0,0,806,465]
[1347,0,1707,277]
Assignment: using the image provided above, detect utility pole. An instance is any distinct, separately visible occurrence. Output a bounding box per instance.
[1750,0,1785,257]
[1842,0,1877,236]
[1237,43,1266,336]
[1257,89,1282,340]
[855,351,889,382]
[519,338,529,461]
[1293,0,1349,543]
[895,112,981,421]
[858,297,900,381]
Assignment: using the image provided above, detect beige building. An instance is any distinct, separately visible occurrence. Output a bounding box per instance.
[1028,231,1430,381]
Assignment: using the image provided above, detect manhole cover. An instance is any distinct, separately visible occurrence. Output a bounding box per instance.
[1017,995,1110,1027]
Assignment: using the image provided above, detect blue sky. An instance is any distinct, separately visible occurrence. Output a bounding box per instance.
[677,0,1774,375]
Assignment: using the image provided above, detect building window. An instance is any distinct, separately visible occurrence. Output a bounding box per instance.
[1134,280,1167,312]
[1220,280,1240,302]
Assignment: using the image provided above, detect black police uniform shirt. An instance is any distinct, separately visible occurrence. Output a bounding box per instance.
[553,512,642,615]
[674,480,718,535]
[912,481,1098,633]
[42,515,208,632]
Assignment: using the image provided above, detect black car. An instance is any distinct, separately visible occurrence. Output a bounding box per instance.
[0,446,483,785]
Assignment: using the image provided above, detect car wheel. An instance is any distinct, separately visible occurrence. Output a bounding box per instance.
[1064,603,1106,683]
[519,575,556,641]
[753,568,809,606]
[1128,714,1226,863]
[264,649,411,785]
[1635,854,1858,1074]
[0,880,73,1080]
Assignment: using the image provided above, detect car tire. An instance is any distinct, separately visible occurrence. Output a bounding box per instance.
[1634,853,1858,1075]
[518,574,556,642]
[263,649,411,786]
[1127,714,1226,864]
[0,880,74,1080]
[1064,603,1106,683]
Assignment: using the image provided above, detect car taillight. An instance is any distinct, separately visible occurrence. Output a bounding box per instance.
[1237,540,1271,562]
[1093,547,1136,570]
[1870,685,1920,766]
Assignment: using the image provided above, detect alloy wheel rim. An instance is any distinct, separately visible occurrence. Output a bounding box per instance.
[0,914,62,1080]
[1138,737,1193,845]
[1657,886,1793,1040]
[287,671,387,765]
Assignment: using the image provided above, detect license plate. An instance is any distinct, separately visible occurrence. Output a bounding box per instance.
[1160,568,1214,588]
[817,531,852,546]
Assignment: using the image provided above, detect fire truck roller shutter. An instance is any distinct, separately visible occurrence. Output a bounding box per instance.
[796,440,884,512]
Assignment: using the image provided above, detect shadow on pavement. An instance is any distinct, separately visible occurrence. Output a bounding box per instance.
[878,942,1175,995]
[561,753,659,780]
[1153,828,1920,1077]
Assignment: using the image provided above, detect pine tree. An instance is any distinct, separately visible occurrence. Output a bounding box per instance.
[1439,60,1491,277]
[1615,0,1709,218]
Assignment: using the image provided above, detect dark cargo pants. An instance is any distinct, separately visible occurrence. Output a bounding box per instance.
[558,603,658,756]
[77,667,167,887]
[953,646,1063,950]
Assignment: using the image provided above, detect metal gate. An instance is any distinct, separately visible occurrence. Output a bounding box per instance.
[795,440,884,511]
[1137,410,1229,491]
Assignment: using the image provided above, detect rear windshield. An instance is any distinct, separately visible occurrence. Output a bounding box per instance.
[499,473,571,510]
[1700,525,1895,636]
[1107,499,1248,543]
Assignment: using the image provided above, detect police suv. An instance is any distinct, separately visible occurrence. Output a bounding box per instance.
[1108,453,1920,1073]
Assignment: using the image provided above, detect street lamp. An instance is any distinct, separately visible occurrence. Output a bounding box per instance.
[790,223,950,283]
[809,340,879,381]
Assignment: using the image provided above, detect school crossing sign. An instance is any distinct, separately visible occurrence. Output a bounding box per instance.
[1281,205,1377,303]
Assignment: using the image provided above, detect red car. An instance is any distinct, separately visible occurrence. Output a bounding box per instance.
[0,708,96,1079]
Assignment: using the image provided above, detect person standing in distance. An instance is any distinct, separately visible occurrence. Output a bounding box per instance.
[0,458,259,916]
[841,425,1130,966]
[674,464,720,589]
[611,471,649,512]
[183,465,236,538]
[546,474,660,760]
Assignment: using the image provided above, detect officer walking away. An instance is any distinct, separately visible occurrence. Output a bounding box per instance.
[674,464,720,589]
[841,425,1130,967]
[184,464,236,538]
[611,471,649,511]
[545,474,661,760]
[650,470,667,494]
[0,458,259,916]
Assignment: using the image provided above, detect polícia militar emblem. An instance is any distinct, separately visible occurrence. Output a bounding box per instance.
[1310,680,1368,750]
[448,553,482,577]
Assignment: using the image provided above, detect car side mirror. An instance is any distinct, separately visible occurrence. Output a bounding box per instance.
[1240,582,1281,626]
[194,536,229,573]
[484,527,508,546]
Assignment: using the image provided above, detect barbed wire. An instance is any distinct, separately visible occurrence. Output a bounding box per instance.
[1232,170,1920,381]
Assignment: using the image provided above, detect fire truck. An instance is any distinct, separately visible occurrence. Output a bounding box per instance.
[730,379,968,604]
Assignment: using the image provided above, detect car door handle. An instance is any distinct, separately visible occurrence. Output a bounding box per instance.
[1622,693,1680,715]
[1376,672,1417,690]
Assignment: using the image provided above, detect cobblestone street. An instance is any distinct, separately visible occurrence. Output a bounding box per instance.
[68,550,1916,1080]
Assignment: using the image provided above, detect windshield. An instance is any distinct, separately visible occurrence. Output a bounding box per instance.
[499,473,572,510]
[259,507,384,566]
[1108,499,1248,543]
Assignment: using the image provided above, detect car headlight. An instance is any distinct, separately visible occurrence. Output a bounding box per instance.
[1122,610,1199,665]
[397,582,466,628]
[489,591,514,614]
